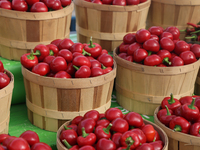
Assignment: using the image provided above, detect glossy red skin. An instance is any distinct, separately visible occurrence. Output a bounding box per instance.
[160,37,175,52]
[160,32,173,40]
[95,125,111,141]
[77,131,96,147]
[157,108,174,120]
[31,142,52,150]
[135,143,154,150]
[0,1,11,9]
[99,113,106,120]
[105,108,123,121]
[126,0,139,5]
[32,62,50,76]
[7,138,30,150]
[46,0,59,9]
[97,53,113,67]
[83,110,100,122]
[149,140,164,150]
[0,134,9,143]
[179,51,197,65]
[96,119,110,127]
[101,49,108,55]
[84,43,102,58]
[157,64,167,67]
[120,131,140,149]
[64,124,78,133]
[73,55,91,68]
[143,39,160,52]
[130,128,146,144]
[174,41,190,55]
[161,95,181,112]
[43,55,55,65]
[174,106,182,116]
[71,116,83,125]
[111,133,122,148]
[125,55,133,62]
[101,0,112,4]
[58,38,74,50]
[54,71,71,78]
[79,145,95,150]
[144,54,162,66]
[70,43,83,54]
[20,53,39,70]
[190,122,200,137]
[50,39,62,47]
[91,67,104,77]
[179,96,193,105]
[30,1,48,12]
[123,33,136,44]
[12,0,28,11]
[0,146,4,150]
[90,59,101,68]
[195,97,200,111]
[135,29,151,43]
[111,118,129,133]
[141,124,156,142]
[66,62,76,76]
[96,138,116,150]
[148,26,163,36]
[77,118,96,136]
[0,72,10,89]
[154,131,161,141]
[133,48,148,63]
[150,34,159,42]
[170,56,184,66]
[119,43,129,53]
[157,50,171,62]
[60,129,78,146]
[103,66,112,74]
[74,65,91,78]
[33,44,50,62]
[57,49,73,63]
[124,112,143,128]
[26,0,39,6]
[112,0,126,6]
[50,56,67,73]
[159,114,176,127]
[46,44,59,56]
[165,26,180,40]
[60,0,71,6]
[127,42,142,56]
[19,130,40,146]
[2,136,16,147]
[191,44,200,58]
[92,0,102,4]
[169,116,191,133]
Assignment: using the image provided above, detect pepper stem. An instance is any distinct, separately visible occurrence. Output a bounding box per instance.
[148,51,152,56]
[179,29,186,32]
[49,50,54,56]
[103,123,112,134]
[191,30,200,34]
[122,144,131,150]
[162,57,171,65]
[185,34,197,40]
[168,93,175,104]
[64,125,71,130]
[82,49,91,56]
[73,65,79,71]
[62,139,72,149]
[81,127,89,138]
[125,137,134,146]
[88,36,95,48]
[188,98,196,110]
[174,125,182,132]
[102,64,106,69]
[165,105,171,116]
[32,50,41,56]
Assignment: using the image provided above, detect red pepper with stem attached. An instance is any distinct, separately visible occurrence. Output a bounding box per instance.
[120,131,140,149]
[169,116,191,133]
[111,132,122,148]
[190,122,200,137]
[94,123,112,141]
[33,44,50,62]
[179,96,193,105]
[62,140,79,150]
[157,107,174,120]
[73,65,91,78]
[157,50,172,66]
[161,93,181,111]
[20,51,38,70]
[70,43,91,56]
[181,98,200,122]
[77,127,96,147]
[187,22,200,29]
[144,54,162,66]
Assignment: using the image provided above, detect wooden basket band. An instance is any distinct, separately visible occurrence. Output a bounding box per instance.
[0,3,74,20]
[151,0,200,5]
[0,114,9,133]
[26,98,111,120]
[0,34,70,49]
[115,83,194,104]
[74,0,150,12]
[76,26,145,41]
[196,76,200,85]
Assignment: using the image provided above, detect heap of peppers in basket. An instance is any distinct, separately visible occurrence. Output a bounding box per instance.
[59,108,164,150]
[20,37,114,78]
[118,26,200,67]
[157,94,200,136]
[0,60,10,89]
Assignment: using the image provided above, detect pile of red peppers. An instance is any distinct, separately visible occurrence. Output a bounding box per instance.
[0,60,10,89]
[59,108,164,150]
[158,94,200,136]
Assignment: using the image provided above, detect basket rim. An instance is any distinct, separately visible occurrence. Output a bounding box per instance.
[151,0,200,6]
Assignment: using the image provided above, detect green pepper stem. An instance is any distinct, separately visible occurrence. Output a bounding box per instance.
[103,123,112,134]
[185,34,197,40]
[62,139,72,149]
[64,125,71,130]
[191,30,200,34]
[188,98,196,110]
[82,49,91,56]
[32,50,41,56]
[162,57,171,65]
[165,105,171,116]
[168,93,175,104]
[122,145,131,150]
[27,49,35,60]
[125,137,134,146]
[174,125,182,132]
[148,51,152,56]
[88,36,95,48]
[73,65,79,71]
[49,50,54,56]
[81,127,89,138]
[102,64,106,69]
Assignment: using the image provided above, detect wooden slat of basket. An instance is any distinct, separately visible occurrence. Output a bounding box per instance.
[152,0,200,5]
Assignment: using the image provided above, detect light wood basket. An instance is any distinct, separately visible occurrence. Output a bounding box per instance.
[113,47,200,116]
[147,0,200,40]
[21,62,116,132]
[0,70,14,134]
[0,3,74,61]
[74,0,151,52]
[56,119,168,150]
[195,71,200,95]
[154,106,200,150]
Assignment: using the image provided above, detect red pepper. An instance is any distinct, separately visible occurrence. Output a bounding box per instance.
[46,44,59,56]
[190,122,200,137]
[33,44,50,62]
[174,41,190,55]
[160,31,173,40]
[119,43,129,53]
[32,62,50,76]
[181,98,200,122]
[143,39,160,53]
[57,49,73,63]
[157,50,171,65]
[73,65,91,78]
[187,22,200,29]
[58,38,74,50]
[111,133,122,148]
[77,118,96,136]
[149,140,164,150]
[165,26,180,40]
[96,119,110,128]
[0,134,9,143]
[50,56,67,73]
[120,131,140,149]
[125,56,133,62]
[174,106,182,116]
[94,123,112,141]
[54,71,71,79]
[127,43,142,56]
[161,93,181,111]
[105,108,123,122]
[191,44,200,58]
[70,43,91,56]
[62,140,79,150]
[20,52,38,70]
[180,51,197,65]
[77,127,96,147]
[135,29,151,43]
[135,143,154,150]
[64,124,78,133]
[90,59,101,68]
[130,128,146,144]
[111,118,129,134]
[83,110,100,122]
[148,26,163,36]
[0,61,4,73]
[59,129,78,146]
[179,96,193,105]
[71,116,83,125]
[123,33,136,44]
[79,145,95,150]
[97,53,113,68]
[160,37,175,52]
[124,112,143,128]
[102,65,113,74]
[133,48,148,63]
[169,116,191,133]
[96,138,116,150]
[144,54,162,66]
[141,124,156,142]
[73,55,91,68]
[170,56,184,66]
[194,97,200,110]
[91,67,104,77]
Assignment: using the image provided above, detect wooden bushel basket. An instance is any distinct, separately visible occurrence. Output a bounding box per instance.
[56,119,169,150]
[147,0,200,40]
[154,106,200,150]
[21,62,116,132]
[0,3,74,61]
[113,47,200,116]
[0,70,14,134]
[74,0,151,52]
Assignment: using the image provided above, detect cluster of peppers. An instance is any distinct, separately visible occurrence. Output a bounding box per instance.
[157,94,200,136]
[118,26,200,67]
[20,37,114,78]
[59,108,164,150]
[0,60,10,89]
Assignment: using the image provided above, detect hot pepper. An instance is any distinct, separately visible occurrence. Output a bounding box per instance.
[20,52,38,70]
[94,123,112,141]
[181,98,200,122]
[70,43,91,56]
[169,116,191,133]
[77,127,96,147]
[187,22,200,29]
[33,44,50,61]
[73,65,91,78]
[62,140,79,150]
[161,93,181,111]
[120,131,140,149]
[190,122,200,137]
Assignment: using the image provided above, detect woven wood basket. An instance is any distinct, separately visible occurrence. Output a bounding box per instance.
[113,47,200,116]
[0,70,14,134]
[74,0,151,52]
[0,3,74,61]
[195,71,200,95]
[154,106,200,150]
[147,0,200,40]
[56,119,168,150]
[22,62,116,132]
